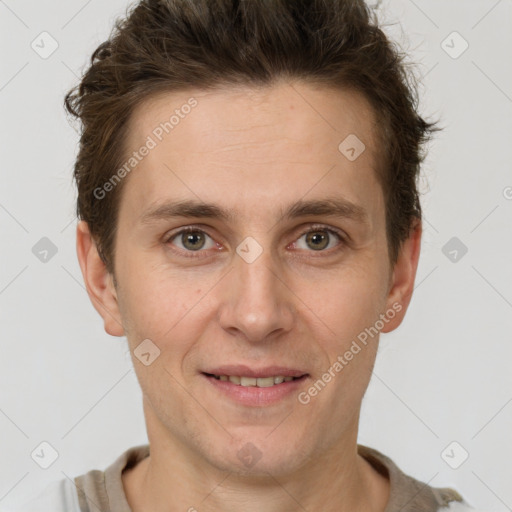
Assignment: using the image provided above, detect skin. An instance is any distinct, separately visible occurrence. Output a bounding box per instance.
[77,81,422,512]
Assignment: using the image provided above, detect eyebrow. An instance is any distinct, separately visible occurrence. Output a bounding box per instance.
[139,197,369,226]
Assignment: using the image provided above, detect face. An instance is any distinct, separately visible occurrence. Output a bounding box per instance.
[79,81,420,477]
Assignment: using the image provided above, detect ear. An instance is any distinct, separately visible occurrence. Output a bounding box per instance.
[76,220,125,337]
[380,219,422,333]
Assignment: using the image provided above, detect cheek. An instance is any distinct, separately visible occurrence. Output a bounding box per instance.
[117,265,186,336]
[299,272,385,407]
[117,258,222,365]
[297,262,388,347]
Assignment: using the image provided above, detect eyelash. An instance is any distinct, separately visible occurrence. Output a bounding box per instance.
[164,224,347,259]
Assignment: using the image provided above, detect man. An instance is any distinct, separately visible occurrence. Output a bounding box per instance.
[13,0,478,510]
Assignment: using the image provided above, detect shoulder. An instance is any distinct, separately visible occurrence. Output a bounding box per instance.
[6,444,150,512]
[443,502,486,511]
[7,478,80,512]
[357,444,482,512]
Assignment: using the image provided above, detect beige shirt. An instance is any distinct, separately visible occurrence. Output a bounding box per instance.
[71,443,470,512]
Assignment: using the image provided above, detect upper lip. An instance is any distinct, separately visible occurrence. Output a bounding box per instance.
[203,365,308,378]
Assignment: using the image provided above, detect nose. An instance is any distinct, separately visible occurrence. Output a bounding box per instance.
[217,243,295,344]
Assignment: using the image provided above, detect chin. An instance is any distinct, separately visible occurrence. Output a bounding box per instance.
[203,431,312,477]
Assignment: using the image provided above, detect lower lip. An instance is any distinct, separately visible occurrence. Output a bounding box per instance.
[203,374,308,406]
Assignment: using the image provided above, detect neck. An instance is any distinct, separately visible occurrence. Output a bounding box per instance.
[123,411,389,512]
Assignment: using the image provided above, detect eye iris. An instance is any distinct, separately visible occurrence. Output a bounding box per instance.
[306,231,329,251]
[183,231,205,251]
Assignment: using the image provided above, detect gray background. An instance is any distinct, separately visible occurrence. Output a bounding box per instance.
[1,0,511,510]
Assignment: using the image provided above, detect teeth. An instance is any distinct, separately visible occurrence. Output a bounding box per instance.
[240,376,257,386]
[256,377,275,387]
[214,375,300,387]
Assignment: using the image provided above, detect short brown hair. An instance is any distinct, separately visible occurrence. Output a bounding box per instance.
[65,0,438,274]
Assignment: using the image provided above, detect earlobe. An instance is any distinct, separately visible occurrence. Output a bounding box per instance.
[380,219,422,333]
[76,221,125,337]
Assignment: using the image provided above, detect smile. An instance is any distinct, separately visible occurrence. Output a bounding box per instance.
[207,374,305,387]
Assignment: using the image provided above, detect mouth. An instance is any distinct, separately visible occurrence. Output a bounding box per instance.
[201,365,310,405]
[203,373,308,388]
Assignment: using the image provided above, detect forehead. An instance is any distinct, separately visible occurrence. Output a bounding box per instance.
[118,81,384,228]
[127,81,379,155]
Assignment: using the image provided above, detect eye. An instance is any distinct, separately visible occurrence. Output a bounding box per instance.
[164,224,346,259]
[292,225,344,252]
[166,227,218,254]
